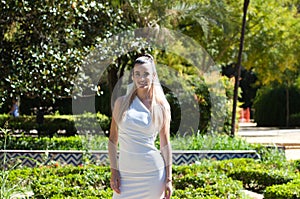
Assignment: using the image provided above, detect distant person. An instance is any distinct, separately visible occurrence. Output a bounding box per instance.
[8,98,19,118]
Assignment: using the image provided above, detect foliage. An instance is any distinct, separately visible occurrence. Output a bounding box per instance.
[1,132,257,151]
[1,0,300,129]
[30,165,112,198]
[0,127,30,199]
[170,133,256,150]
[228,167,296,193]
[0,113,110,137]
[0,0,124,103]
[3,157,300,198]
[7,163,248,199]
[255,146,288,168]
[264,179,300,199]
[213,158,299,194]
[0,135,111,151]
[253,86,300,126]
[172,173,245,199]
[243,0,300,87]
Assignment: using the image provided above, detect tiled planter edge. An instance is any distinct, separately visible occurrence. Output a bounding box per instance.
[0,150,260,167]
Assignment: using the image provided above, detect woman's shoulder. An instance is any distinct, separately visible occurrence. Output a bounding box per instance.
[115,95,126,104]
[113,95,127,109]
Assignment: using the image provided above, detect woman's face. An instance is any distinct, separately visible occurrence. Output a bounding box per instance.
[132,63,155,90]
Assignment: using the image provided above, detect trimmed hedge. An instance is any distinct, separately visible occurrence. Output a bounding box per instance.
[253,87,300,127]
[264,179,300,199]
[215,158,296,193]
[1,134,257,151]
[6,164,247,199]
[0,113,110,137]
[3,158,300,198]
[0,135,87,150]
[30,166,112,199]
[228,168,295,193]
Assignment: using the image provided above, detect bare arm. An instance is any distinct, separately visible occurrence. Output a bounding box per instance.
[160,112,172,199]
[108,97,123,194]
[108,116,119,172]
[160,120,172,181]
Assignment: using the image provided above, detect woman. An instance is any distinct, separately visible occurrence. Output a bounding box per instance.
[108,54,172,199]
[8,98,19,118]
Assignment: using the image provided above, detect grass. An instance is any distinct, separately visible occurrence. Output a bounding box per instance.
[170,133,257,150]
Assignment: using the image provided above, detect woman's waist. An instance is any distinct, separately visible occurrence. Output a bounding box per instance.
[118,150,165,173]
[119,144,159,155]
[118,138,157,153]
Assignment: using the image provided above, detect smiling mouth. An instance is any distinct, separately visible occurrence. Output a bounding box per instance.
[138,82,148,87]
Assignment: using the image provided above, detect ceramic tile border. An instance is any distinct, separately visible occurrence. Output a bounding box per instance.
[0,150,260,167]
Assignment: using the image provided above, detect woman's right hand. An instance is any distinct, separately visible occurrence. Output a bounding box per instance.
[110,169,121,194]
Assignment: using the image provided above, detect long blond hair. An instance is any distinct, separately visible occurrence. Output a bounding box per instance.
[114,54,171,130]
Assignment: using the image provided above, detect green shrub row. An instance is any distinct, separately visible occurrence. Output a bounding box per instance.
[217,158,297,193]
[3,158,299,198]
[1,135,86,150]
[0,113,111,136]
[264,179,300,199]
[6,164,246,199]
[173,158,298,193]
[1,133,257,151]
[170,133,258,150]
[253,87,300,127]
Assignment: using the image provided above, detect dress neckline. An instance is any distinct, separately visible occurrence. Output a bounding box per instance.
[134,96,151,113]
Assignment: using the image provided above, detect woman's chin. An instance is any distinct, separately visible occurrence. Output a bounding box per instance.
[137,85,149,90]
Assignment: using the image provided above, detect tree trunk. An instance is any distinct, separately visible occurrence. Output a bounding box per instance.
[286,87,289,127]
[231,0,250,137]
[107,65,119,115]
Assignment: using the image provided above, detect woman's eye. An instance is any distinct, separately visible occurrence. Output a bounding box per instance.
[143,73,150,78]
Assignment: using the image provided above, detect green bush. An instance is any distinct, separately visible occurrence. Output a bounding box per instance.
[253,87,300,127]
[0,113,110,137]
[290,113,300,126]
[215,159,296,193]
[170,133,257,150]
[4,158,299,198]
[29,165,112,199]
[264,179,300,199]
[229,168,295,193]
[0,135,110,150]
[1,133,256,151]
[4,162,249,199]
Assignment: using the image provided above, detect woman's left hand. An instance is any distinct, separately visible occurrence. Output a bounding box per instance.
[164,181,172,199]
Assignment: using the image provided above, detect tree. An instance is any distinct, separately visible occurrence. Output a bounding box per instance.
[242,0,300,126]
[0,0,124,107]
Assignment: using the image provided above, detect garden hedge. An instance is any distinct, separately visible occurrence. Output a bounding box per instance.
[253,87,300,127]
[0,113,110,137]
[6,164,247,199]
[1,133,258,151]
[264,179,300,199]
[3,158,300,199]
[215,158,297,193]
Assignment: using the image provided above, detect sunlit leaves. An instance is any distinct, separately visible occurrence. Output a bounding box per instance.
[243,0,300,87]
[0,0,124,103]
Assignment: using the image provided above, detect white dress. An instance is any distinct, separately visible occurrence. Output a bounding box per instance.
[113,96,166,199]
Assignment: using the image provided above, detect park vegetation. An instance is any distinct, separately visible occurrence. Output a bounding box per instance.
[1,0,300,198]
[1,0,300,129]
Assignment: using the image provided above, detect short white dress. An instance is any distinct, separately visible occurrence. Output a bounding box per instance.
[113,96,166,199]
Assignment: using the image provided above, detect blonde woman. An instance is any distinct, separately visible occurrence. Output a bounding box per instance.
[108,54,172,199]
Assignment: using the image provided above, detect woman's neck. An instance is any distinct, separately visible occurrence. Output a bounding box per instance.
[136,89,152,101]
